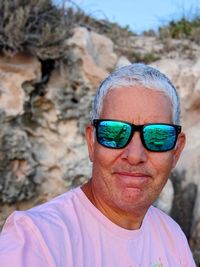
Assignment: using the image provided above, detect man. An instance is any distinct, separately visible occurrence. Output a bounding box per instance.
[0,63,196,266]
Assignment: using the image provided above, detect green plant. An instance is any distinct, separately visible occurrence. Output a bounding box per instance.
[159,15,200,43]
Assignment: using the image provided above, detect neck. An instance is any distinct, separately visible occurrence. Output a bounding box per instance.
[81,180,147,230]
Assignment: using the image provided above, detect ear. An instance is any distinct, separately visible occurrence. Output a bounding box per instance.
[85,123,95,162]
[172,132,186,168]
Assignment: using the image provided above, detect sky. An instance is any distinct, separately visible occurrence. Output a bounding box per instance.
[65,0,200,34]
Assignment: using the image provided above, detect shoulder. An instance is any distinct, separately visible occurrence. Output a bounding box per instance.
[145,206,195,266]
[0,189,82,266]
[28,187,82,220]
[0,187,83,262]
[1,187,82,236]
[29,187,81,213]
[146,206,190,248]
[148,205,180,227]
[147,205,185,235]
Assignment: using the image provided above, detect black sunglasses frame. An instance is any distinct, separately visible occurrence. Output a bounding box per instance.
[93,119,182,152]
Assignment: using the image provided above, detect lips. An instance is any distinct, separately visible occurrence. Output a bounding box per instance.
[113,171,152,188]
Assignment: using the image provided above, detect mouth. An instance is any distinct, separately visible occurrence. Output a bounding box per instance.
[113,171,152,188]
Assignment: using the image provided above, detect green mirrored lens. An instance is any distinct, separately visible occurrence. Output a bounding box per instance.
[97,121,132,148]
[143,124,176,151]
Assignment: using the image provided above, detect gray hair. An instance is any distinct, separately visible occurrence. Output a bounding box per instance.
[90,63,181,124]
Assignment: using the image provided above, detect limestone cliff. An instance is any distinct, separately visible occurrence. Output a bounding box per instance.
[0,24,200,262]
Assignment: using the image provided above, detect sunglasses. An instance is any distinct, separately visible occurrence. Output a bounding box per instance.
[93,119,181,152]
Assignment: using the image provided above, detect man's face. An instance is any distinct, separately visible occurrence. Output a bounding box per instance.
[86,87,185,214]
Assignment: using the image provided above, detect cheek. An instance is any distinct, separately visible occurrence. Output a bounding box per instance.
[91,147,117,193]
[150,152,174,179]
[93,145,120,173]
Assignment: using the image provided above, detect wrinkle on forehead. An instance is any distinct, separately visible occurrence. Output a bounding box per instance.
[100,86,173,124]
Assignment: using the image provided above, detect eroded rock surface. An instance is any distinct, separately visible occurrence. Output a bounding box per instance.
[0,29,199,263]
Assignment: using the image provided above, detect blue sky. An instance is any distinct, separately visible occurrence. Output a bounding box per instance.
[68,0,200,33]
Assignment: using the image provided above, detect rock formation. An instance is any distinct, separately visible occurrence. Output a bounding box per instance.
[0,26,200,263]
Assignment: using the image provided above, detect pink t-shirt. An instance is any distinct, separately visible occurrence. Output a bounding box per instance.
[0,187,196,267]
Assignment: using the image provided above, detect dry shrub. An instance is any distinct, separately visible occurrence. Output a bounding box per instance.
[0,0,137,60]
[0,0,73,59]
[65,7,136,58]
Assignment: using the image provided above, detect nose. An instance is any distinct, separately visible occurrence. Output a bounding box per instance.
[121,132,147,164]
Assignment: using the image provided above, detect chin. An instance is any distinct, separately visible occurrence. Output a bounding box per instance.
[112,193,148,212]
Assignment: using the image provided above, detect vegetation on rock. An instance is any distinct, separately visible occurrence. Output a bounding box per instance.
[0,0,72,59]
[159,16,200,44]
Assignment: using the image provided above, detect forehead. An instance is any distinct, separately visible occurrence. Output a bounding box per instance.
[100,86,173,124]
